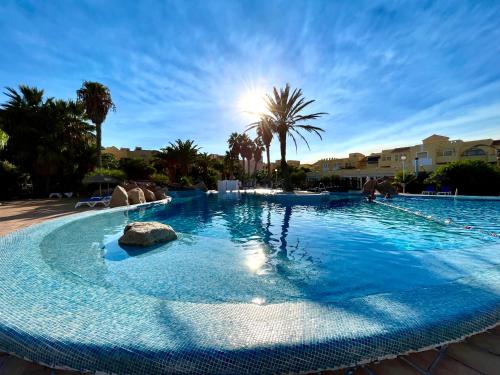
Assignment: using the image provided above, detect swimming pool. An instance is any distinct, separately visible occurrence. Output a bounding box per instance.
[0,193,499,374]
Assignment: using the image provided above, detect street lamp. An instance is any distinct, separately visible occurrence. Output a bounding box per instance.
[274,168,278,187]
[400,155,407,193]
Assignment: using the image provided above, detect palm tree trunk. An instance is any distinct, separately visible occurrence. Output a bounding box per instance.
[279,131,291,191]
[266,145,271,187]
[247,158,251,178]
[96,122,102,168]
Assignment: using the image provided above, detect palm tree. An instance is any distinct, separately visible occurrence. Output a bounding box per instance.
[253,136,264,179]
[263,84,326,191]
[246,116,275,185]
[238,133,253,176]
[228,132,241,159]
[156,139,200,181]
[77,81,115,168]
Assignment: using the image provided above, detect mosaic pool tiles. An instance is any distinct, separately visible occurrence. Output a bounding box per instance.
[0,204,498,374]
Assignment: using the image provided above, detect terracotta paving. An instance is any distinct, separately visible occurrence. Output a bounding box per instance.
[0,198,97,236]
[0,199,498,375]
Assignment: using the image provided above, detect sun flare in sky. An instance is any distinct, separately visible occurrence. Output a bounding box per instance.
[238,88,269,121]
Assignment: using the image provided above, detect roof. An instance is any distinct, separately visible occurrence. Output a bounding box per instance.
[392,147,411,153]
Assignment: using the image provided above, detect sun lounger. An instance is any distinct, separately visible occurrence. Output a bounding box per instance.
[49,192,62,198]
[421,186,436,195]
[437,186,452,195]
[75,196,108,208]
[93,196,112,207]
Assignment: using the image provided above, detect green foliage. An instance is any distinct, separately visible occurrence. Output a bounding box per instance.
[155,139,200,181]
[425,160,500,196]
[77,81,115,168]
[0,129,8,150]
[118,158,155,180]
[290,169,307,189]
[101,153,119,169]
[247,84,326,191]
[0,85,96,195]
[150,172,169,185]
[392,171,429,193]
[0,160,22,198]
[394,171,416,185]
[87,168,126,181]
[180,176,192,186]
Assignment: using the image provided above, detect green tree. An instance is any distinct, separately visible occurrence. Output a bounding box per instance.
[101,152,119,169]
[246,116,275,184]
[263,84,326,191]
[252,137,264,179]
[0,85,95,195]
[155,139,200,181]
[77,81,115,168]
[425,160,500,196]
[118,158,155,180]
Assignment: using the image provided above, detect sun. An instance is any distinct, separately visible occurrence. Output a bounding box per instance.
[238,89,268,120]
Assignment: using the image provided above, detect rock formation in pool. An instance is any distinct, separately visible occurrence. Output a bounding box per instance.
[118,222,177,247]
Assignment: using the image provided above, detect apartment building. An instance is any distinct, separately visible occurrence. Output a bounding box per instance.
[103,146,156,160]
[307,134,500,186]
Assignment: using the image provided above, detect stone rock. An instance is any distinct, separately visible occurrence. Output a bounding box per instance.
[154,188,168,200]
[118,222,177,247]
[123,181,139,191]
[142,188,156,202]
[109,186,129,208]
[377,180,397,196]
[127,188,146,205]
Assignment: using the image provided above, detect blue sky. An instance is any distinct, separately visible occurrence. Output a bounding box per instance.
[1,1,499,163]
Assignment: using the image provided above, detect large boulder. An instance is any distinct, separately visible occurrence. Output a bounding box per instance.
[154,188,168,200]
[109,186,129,208]
[377,180,397,196]
[118,222,177,247]
[122,181,139,191]
[127,188,146,205]
[141,188,156,202]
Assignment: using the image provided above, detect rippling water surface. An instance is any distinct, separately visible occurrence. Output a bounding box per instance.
[40,194,500,304]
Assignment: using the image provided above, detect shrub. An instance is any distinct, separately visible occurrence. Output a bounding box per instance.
[290,169,307,189]
[150,172,169,185]
[425,160,500,196]
[180,176,192,186]
[118,158,155,180]
[87,168,126,181]
[101,153,119,169]
[0,160,22,198]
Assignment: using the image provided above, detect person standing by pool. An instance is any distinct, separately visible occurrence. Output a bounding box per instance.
[363,177,377,201]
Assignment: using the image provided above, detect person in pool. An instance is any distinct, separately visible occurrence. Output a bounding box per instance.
[362,177,377,201]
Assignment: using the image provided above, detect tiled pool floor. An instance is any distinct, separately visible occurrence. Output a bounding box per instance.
[0,199,498,375]
[1,327,499,374]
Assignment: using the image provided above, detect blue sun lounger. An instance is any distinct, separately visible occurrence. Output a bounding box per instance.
[421,186,436,195]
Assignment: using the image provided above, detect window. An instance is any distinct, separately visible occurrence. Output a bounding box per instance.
[463,148,486,156]
[322,163,329,171]
[381,156,391,161]
[416,152,428,159]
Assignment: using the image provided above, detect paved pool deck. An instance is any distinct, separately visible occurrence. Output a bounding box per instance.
[0,199,498,375]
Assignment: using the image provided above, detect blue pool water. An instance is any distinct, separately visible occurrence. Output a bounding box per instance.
[41,194,499,305]
[1,192,499,374]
